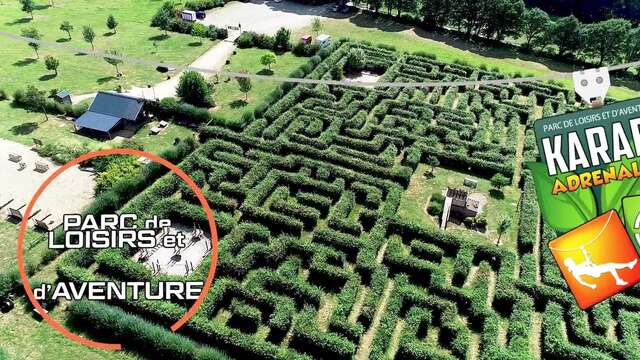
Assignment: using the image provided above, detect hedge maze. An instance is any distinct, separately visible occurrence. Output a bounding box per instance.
[59,41,636,359]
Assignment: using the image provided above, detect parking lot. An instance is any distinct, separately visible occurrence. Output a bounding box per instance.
[201,0,340,35]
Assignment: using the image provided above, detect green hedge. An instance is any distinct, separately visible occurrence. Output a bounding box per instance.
[68,300,230,360]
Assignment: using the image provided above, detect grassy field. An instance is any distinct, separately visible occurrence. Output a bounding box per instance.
[295,16,640,100]
[0,100,195,155]
[0,220,46,273]
[0,0,213,95]
[0,0,204,154]
[0,101,101,149]
[213,47,309,121]
[0,299,140,360]
[397,164,520,249]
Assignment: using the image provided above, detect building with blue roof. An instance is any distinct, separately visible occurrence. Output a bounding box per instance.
[74,91,146,139]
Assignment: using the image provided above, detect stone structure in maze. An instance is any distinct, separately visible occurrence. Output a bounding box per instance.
[59,41,637,360]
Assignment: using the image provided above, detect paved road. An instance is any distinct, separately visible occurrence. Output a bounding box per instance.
[127,39,238,100]
[72,36,239,103]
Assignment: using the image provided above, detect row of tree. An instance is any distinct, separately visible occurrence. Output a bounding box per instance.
[357,0,640,66]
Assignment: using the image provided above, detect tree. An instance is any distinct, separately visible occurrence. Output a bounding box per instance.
[520,8,550,49]
[397,0,418,18]
[104,49,123,76]
[106,15,119,34]
[582,19,632,65]
[425,156,439,175]
[21,27,42,59]
[260,52,276,70]
[273,27,291,50]
[452,0,483,37]
[82,25,96,50]
[191,23,207,44]
[548,16,582,57]
[497,217,511,241]
[60,21,73,40]
[311,18,322,37]
[23,85,49,121]
[490,173,510,189]
[483,0,525,40]
[151,2,175,35]
[44,55,59,75]
[236,73,252,101]
[176,71,213,107]
[367,0,383,13]
[19,0,35,19]
[345,47,365,72]
[624,27,640,62]
[421,0,450,29]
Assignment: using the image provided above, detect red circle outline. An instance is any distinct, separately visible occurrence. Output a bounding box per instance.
[17,148,219,351]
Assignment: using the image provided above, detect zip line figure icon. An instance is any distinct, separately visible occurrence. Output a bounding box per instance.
[549,211,638,290]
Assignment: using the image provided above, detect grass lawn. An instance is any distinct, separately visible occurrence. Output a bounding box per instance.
[0,0,214,95]
[0,220,47,273]
[397,164,520,249]
[0,220,139,360]
[0,101,103,149]
[295,17,639,100]
[0,101,194,156]
[0,299,141,360]
[126,121,196,154]
[213,48,310,121]
[0,0,203,155]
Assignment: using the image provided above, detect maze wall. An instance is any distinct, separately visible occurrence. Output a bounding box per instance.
[58,41,638,360]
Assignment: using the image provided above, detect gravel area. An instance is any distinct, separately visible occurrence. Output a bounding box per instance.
[0,139,95,229]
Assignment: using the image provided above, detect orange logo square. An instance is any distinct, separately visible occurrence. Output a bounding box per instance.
[549,210,640,309]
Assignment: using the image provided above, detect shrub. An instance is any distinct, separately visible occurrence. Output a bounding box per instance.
[68,300,230,360]
[273,27,291,51]
[185,0,225,11]
[176,71,214,107]
[292,41,320,57]
[236,32,254,48]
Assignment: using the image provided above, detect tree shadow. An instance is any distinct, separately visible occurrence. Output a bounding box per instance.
[97,76,117,84]
[103,31,116,37]
[148,34,169,41]
[39,73,57,81]
[10,122,39,135]
[6,18,31,26]
[257,69,274,76]
[188,41,203,47]
[489,189,505,200]
[56,37,70,43]
[13,58,37,67]
[230,100,248,109]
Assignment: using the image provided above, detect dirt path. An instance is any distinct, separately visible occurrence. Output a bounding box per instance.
[531,311,542,359]
[348,286,368,323]
[376,241,388,264]
[386,319,405,358]
[317,295,336,331]
[356,279,395,360]
[128,40,237,100]
[461,316,480,360]
[487,270,496,307]
[71,39,237,103]
[462,265,479,288]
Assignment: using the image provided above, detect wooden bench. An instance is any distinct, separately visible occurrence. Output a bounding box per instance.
[8,153,22,163]
[35,162,49,173]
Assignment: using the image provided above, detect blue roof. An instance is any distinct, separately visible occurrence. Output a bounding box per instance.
[88,91,144,121]
[75,111,122,132]
[56,90,70,98]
